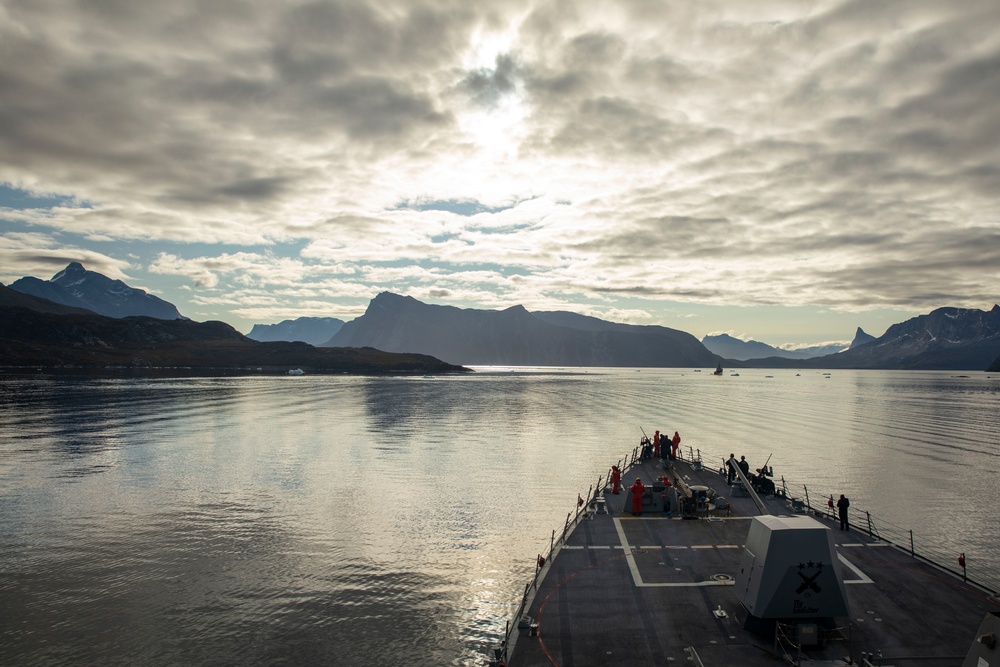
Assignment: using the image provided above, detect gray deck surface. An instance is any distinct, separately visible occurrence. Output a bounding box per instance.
[507,456,998,666]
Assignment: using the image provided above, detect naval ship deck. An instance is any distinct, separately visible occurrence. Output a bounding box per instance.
[503,454,998,667]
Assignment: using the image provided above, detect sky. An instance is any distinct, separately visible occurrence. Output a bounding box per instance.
[2,0,999,348]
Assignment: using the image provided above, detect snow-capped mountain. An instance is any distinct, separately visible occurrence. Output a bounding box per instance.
[9,262,184,320]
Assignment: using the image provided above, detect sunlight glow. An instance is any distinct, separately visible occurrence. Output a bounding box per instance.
[457,20,530,158]
[457,95,529,157]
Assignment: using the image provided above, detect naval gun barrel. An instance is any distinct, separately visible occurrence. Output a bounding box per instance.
[729,455,767,515]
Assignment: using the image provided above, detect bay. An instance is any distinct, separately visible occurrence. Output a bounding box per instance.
[1,368,998,666]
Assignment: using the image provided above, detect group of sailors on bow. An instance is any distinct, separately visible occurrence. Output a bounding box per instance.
[639,429,681,461]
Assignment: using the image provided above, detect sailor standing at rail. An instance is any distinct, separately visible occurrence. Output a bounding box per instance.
[671,431,681,460]
[629,478,646,516]
[837,494,850,531]
[611,465,621,494]
[726,453,737,485]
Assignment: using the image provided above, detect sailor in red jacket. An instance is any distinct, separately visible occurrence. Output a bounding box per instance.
[629,478,646,516]
[653,430,661,458]
[671,431,681,460]
[611,465,622,494]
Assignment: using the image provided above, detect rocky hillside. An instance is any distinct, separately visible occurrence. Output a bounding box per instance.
[752,305,1000,370]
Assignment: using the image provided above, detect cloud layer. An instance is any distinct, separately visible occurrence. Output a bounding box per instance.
[2,0,998,337]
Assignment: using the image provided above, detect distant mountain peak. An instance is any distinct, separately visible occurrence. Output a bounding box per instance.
[374,291,411,302]
[10,262,184,320]
[849,327,877,349]
[51,261,87,284]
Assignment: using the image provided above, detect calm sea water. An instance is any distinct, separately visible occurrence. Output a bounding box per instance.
[1,368,998,666]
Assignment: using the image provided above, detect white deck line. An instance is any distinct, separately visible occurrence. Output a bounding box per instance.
[613,517,736,588]
[613,517,644,584]
[838,552,875,584]
[611,517,873,589]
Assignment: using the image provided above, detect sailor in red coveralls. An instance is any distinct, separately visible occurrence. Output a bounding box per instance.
[629,478,646,516]
[611,465,622,494]
[671,431,681,460]
[653,430,661,458]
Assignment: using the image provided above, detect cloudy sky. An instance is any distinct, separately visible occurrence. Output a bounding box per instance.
[2,0,999,347]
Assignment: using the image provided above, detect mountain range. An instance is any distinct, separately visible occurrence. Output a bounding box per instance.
[4,263,998,371]
[247,317,344,346]
[324,294,1000,370]
[701,326,877,361]
[0,284,464,374]
[746,306,1000,371]
[701,334,848,361]
[325,292,719,367]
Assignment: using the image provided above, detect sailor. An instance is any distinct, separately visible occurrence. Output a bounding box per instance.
[752,467,775,495]
[671,431,681,460]
[837,494,850,531]
[611,465,622,494]
[738,455,749,478]
[726,453,736,485]
[629,478,646,516]
[653,430,661,458]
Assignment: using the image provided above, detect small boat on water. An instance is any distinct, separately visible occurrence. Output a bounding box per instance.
[492,443,1000,666]
[713,363,724,376]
